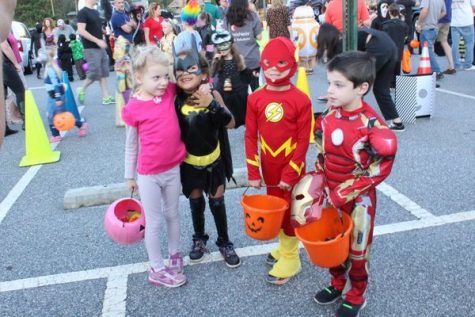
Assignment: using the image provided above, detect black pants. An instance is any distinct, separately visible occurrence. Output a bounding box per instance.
[373,58,400,121]
[3,60,25,116]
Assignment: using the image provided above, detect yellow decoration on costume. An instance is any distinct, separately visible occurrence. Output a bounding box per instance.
[264,102,284,122]
[246,154,260,167]
[260,136,297,158]
[181,104,209,116]
[289,160,305,176]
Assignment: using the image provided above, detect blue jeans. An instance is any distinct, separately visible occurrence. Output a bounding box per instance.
[420,28,440,73]
[451,26,474,69]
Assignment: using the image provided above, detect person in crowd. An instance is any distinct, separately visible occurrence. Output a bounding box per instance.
[196,12,215,63]
[371,0,392,30]
[313,51,397,317]
[450,0,475,70]
[42,18,56,51]
[174,0,203,53]
[211,30,252,128]
[325,0,371,32]
[225,0,263,91]
[415,0,446,80]
[44,49,88,143]
[438,0,455,74]
[30,23,45,79]
[160,19,177,80]
[69,34,87,81]
[53,19,75,43]
[57,34,74,81]
[144,2,164,45]
[382,3,409,87]
[76,0,115,105]
[395,0,418,53]
[111,0,137,44]
[218,0,229,24]
[130,4,146,45]
[317,23,406,131]
[266,0,291,39]
[204,0,222,27]
[122,45,187,287]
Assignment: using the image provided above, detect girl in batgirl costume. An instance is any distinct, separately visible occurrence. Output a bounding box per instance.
[174,44,241,268]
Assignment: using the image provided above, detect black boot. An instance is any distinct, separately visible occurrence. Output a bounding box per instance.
[189,196,208,262]
[209,197,240,268]
[18,101,25,130]
[36,63,42,79]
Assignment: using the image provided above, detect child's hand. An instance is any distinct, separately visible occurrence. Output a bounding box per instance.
[127,179,138,193]
[198,83,211,95]
[192,91,213,108]
[248,179,262,189]
[278,181,291,191]
[55,100,63,107]
[252,70,259,77]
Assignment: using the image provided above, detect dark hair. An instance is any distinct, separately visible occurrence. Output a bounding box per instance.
[327,51,376,94]
[226,0,252,27]
[199,12,212,26]
[58,34,67,44]
[210,44,245,76]
[176,50,210,96]
[316,23,341,62]
[69,33,76,41]
[389,3,401,18]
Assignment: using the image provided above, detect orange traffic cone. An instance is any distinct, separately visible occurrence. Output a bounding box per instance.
[417,41,432,75]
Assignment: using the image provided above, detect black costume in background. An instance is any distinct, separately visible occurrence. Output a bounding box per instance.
[213,61,252,128]
[30,24,43,78]
[382,18,409,87]
[356,28,400,121]
[395,0,416,51]
[57,36,74,81]
[175,91,235,247]
[370,0,392,30]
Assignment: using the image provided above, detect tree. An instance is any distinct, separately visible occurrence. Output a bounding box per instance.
[15,0,76,27]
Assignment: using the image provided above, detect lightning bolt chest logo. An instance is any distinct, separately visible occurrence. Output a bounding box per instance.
[264,102,284,122]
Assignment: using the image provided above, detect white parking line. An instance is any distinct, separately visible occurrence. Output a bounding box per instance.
[1,210,474,297]
[0,105,84,225]
[436,88,475,100]
[102,275,129,317]
[377,182,434,219]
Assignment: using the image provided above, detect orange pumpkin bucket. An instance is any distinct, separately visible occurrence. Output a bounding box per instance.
[295,207,353,268]
[241,194,288,241]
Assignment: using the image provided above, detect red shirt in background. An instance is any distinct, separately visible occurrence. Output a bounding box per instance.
[325,0,370,32]
[143,16,164,42]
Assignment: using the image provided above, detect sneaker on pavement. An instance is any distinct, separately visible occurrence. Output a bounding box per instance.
[189,239,208,263]
[77,122,88,137]
[168,252,184,274]
[49,135,62,143]
[266,253,277,266]
[335,300,367,317]
[464,65,475,71]
[219,244,241,268]
[388,122,405,132]
[77,87,85,105]
[314,286,342,305]
[266,266,302,285]
[148,267,186,288]
[442,68,456,75]
[102,96,116,105]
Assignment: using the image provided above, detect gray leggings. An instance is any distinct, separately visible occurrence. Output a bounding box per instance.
[137,165,182,270]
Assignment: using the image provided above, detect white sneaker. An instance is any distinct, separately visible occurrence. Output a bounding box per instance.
[464,65,475,71]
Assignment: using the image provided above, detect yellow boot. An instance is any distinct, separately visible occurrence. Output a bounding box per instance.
[267,232,301,285]
[266,230,284,266]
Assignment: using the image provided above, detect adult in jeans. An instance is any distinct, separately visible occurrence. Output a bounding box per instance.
[317,24,406,131]
[415,0,446,80]
[225,0,262,91]
[450,0,475,70]
[111,0,136,43]
[76,0,115,105]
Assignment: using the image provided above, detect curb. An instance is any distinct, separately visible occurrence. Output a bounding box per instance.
[63,168,250,210]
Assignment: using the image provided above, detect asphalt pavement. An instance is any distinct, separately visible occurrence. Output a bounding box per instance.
[0,53,474,317]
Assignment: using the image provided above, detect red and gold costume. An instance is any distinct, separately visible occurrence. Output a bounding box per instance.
[314,102,397,305]
[245,37,312,281]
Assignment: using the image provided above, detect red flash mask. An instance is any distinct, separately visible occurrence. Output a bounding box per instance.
[260,37,297,86]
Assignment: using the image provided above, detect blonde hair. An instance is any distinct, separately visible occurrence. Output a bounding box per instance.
[271,0,284,7]
[148,2,160,18]
[130,45,170,90]
[44,49,62,79]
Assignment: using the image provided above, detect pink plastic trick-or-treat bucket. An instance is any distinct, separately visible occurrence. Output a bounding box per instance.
[104,197,145,245]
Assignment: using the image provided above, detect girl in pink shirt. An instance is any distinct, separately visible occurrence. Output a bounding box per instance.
[122,45,187,288]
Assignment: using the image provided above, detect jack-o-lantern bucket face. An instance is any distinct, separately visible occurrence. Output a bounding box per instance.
[53,111,75,131]
[245,212,265,233]
[241,195,288,241]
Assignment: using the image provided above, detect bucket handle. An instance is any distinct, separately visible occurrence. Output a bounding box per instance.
[242,184,281,196]
[335,207,346,238]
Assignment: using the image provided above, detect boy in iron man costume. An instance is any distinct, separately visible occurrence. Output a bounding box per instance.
[313,51,397,317]
[245,37,312,284]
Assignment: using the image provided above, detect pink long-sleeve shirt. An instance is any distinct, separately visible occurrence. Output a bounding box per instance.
[122,83,186,178]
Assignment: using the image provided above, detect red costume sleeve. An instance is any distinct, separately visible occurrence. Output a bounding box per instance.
[244,94,261,181]
[313,112,324,173]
